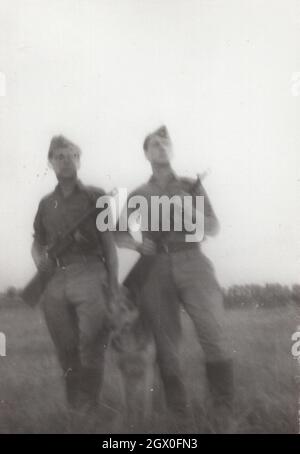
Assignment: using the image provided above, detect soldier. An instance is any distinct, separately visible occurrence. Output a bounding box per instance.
[31,135,119,411]
[115,126,234,427]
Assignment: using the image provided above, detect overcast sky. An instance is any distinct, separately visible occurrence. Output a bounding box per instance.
[0,0,299,291]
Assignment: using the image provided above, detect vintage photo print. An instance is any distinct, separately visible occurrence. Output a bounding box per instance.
[0,0,299,435]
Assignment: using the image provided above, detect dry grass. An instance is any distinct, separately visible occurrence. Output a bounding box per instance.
[0,299,298,433]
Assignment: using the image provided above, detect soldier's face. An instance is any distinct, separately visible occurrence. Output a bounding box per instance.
[145,136,173,165]
[50,146,80,179]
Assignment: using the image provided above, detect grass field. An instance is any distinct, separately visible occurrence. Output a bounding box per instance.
[0,299,298,434]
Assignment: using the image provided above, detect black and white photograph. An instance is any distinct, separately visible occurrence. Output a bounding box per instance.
[0,0,299,436]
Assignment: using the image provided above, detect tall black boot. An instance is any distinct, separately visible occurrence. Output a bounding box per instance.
[162,374,188,416]
[64,367,81,409]
[205,359,234,410]
[80,367,103,410]
[162,374,191,433]
[205,359,235,433]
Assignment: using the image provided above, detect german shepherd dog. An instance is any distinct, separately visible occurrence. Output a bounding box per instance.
[110,287,157,430]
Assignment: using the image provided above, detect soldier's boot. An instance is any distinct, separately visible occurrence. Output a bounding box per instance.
[64,367,81,409]
[163,375,191,433]
[79,367,103,412]
[205,359,235,433]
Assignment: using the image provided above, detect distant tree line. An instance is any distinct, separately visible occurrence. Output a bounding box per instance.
[223,284,300,309]
[1,284,300,310]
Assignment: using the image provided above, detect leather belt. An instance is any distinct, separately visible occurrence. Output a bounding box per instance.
[55,254,103,268]
[157,241,199,254]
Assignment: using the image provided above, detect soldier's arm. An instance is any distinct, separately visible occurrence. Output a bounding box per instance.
[31,238,46,269]
[101,230,119,291]
[31,199,53,271]
[199,184,220,236]
[188,189,220,236]
[178,178,220,237]
[91,187,120,290]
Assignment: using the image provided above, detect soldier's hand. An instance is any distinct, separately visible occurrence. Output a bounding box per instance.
[137,238,157,255]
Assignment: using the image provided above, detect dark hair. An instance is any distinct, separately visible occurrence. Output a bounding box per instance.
[48,135,81,161]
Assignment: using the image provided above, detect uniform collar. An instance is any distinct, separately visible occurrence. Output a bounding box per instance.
[149,170,179,186]
[54,179,84,197]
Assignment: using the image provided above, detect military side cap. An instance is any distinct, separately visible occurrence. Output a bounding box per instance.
[143,125,170,151]
[48,135,81,160]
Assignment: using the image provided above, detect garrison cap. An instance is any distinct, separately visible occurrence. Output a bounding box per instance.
[48,135,81,160]
[143,125,171,151]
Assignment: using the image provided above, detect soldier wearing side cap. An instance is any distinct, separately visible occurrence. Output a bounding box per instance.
[31,135,119,412]
[115,126,234,428]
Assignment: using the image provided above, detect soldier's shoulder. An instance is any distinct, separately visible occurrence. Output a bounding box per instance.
[33,190,56,217]
[179,175,197,184]
[81,184,106,202]
[38,190,56,206]
[128,182,151,197]
[178,175,198,189]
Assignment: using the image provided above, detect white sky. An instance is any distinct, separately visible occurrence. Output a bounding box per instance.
[0,0,299,290]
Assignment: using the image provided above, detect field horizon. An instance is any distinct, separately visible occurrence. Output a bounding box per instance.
[0,298,298,434]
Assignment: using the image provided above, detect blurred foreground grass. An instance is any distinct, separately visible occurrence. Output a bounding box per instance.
[0,300,298,433]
